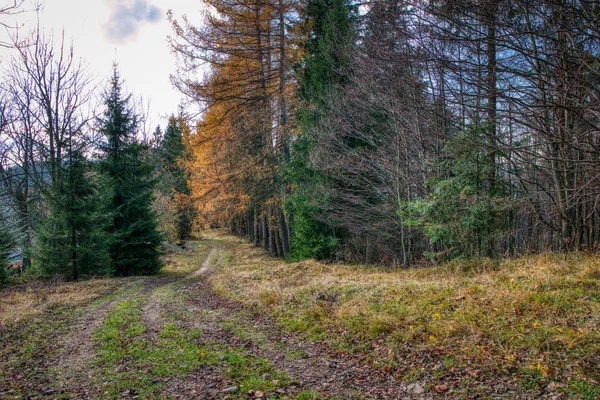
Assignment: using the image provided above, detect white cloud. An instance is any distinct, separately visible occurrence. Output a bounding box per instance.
[102,0,162,44]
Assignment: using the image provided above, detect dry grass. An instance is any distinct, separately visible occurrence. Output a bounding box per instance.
[0,240,211,329]
[209,234,600,397]
[0,279,122,327]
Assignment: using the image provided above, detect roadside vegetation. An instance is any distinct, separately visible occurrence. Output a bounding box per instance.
[210,235,600,398]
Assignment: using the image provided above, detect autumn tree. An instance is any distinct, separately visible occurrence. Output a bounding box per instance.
[170,0,299,257]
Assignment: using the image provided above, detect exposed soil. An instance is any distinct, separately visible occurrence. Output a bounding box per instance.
[55,297,120,380]
[193,247,218,277]
[141,297,165,340]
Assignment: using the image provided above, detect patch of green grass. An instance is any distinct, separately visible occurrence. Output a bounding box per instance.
[286,349,306,360]
[93,297,202,398]
[222,319,268,345]
[222,320,251,341]
[92,282,292,399]
[276,307,327,341]
[219,348,290,395]
[444,355,457,369]
[296,390,324,399]
[566,380,600,399]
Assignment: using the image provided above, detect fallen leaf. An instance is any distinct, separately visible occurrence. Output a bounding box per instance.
[468,369,481,378]
[434,384,448,393]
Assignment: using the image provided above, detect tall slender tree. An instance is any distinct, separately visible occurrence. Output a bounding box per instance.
[158,116,193,242]
[98,65,163,276]
[285,0,356,259]
[170,0,298,257]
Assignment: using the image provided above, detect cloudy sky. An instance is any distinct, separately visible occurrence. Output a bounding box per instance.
[2,0,203,129]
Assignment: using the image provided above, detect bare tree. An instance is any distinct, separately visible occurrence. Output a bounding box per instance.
[0,0,27,48]
[0,28,93,272]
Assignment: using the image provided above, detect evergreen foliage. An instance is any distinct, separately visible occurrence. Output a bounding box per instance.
[400,126,514,260]
[34,151,111,280]
[158,116,193,242]
[0,220,15,283]
[286,137,339,260]
[99,66,163,276]
[285,0,355,260]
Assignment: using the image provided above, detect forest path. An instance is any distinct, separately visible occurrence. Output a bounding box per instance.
[1,236,424,400]
[157,238,418,400]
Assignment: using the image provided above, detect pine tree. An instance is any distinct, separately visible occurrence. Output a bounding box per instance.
[34,151,111,280]
[285,0,355,259]
[159,116,193,242]
[99,66,163,276]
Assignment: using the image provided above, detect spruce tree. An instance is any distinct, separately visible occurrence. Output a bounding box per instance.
[34,150,111,280]
[0,217,15,283]
[159,116,193,242]
[286,0,355,259]
[99,66,163,276]
[399,126,514,260]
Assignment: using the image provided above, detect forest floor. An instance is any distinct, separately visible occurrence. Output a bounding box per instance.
[0,231,599,399]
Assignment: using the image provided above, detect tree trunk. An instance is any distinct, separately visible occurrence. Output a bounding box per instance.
[275,225,283,257]
[268,206,276,254]
[262,208,268,251]
[278,209,290,256]
[253,207,259,247]
[486,0,498,195]
[247,210,253,241]
[71,225,78,281]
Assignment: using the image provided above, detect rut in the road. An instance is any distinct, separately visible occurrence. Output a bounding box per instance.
[55,297,120,380]
[142,247,219,342]
[52,241,427,399]
[161,243,427,400]
[52,276,175,395]
[193,247,218,277]
[53,280,143,389]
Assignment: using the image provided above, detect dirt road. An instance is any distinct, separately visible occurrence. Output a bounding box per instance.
[0,237,423,400]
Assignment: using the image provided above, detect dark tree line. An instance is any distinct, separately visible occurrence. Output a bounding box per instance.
[172,0,600,265]
[302,0,600,263]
